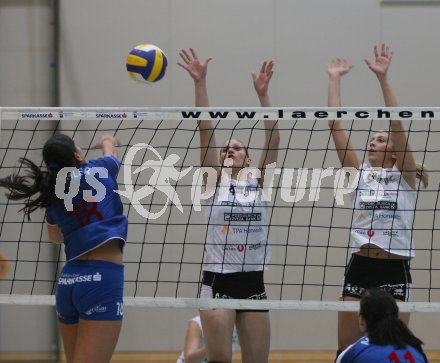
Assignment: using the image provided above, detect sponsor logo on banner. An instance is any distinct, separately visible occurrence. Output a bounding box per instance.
[95,112,128,119]
[133,111,163,119]
[20,113,54,119]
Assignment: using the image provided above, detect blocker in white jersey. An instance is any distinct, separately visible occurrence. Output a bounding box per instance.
[179,47,278,363]
[350,163,417,258]
[327,44,429,356]
[202,175,270,273]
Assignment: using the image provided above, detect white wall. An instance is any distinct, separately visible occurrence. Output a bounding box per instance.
[0,0,56,354]
[1,0,440,354]
[0,0,51,106]
[58,0,440,108]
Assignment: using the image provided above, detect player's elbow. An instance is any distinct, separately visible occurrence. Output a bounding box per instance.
[47,225,64,244]
[0,260,11,279]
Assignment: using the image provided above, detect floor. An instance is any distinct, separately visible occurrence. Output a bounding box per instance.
[1,350,439,362]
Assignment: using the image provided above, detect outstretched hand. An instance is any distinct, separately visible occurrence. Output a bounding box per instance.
[93,135,119,149]
[327,58,353,79]
[364,43,393,78]
[177,48,212,83]
[252,60,274,98]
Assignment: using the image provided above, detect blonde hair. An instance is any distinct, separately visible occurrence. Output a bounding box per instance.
[377,130,429,188]
[416,162,429,188]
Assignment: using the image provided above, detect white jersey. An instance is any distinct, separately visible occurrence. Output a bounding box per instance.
[176,315,239,363]
[202,176,270,273]
[350,163,417,257]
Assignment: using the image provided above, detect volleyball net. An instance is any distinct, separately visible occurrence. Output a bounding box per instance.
[0,107,439,312]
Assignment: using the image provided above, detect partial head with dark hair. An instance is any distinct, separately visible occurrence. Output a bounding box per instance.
[360,288,399,333]
[43,134,84,170]
[359,289,424,353]
[0,134,85,219]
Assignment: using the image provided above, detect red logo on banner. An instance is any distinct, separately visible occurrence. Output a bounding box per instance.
[367,230,375,237]
[237,245,245,252]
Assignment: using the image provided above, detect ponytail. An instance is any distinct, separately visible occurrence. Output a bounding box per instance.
[415,162,428,188]
[368,315,424,353]
[0,158,58,219]
[361,289,425,355]
[0,134,77,220]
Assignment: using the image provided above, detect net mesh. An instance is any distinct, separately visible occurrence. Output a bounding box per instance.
[0,107,439,311]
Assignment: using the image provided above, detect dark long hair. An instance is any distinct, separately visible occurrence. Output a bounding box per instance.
[0,134,78,219]
[360,289,424,354]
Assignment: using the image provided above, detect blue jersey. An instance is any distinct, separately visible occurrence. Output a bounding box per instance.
[338,336,428,363]
[46,155,128,261]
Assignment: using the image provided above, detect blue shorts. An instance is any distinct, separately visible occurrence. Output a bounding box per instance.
[55,260,124,324]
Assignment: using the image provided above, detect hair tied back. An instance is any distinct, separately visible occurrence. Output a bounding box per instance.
[48,162,62,171]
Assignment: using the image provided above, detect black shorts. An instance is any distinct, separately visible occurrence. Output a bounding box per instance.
[342,254,412,301]
[201,270,268,312]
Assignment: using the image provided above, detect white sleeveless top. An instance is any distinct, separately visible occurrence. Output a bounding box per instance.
[350,163,417,257]
[176,315,239,363]
[202,176,270,273]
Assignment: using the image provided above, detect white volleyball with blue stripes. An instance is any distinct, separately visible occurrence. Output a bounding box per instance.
[126,44,168,83]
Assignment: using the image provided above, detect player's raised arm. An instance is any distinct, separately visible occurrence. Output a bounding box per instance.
[252,60,280,183]
[93,134,120,159]
[178,48,219,179]
[365,44,417,189]
[327,58,360,169]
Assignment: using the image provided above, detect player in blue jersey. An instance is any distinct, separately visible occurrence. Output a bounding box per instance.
[337,289,428,363]
[0,133,127,363]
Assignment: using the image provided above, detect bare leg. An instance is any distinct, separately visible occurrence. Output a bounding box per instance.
[58,322,78,363]
[200,309,235,362]
[236,311,270,363]
[400,311,410,325]
[73,319,122,363]
[337,296,362,352]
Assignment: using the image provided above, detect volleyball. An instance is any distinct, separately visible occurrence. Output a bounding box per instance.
[126,44,168,84]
